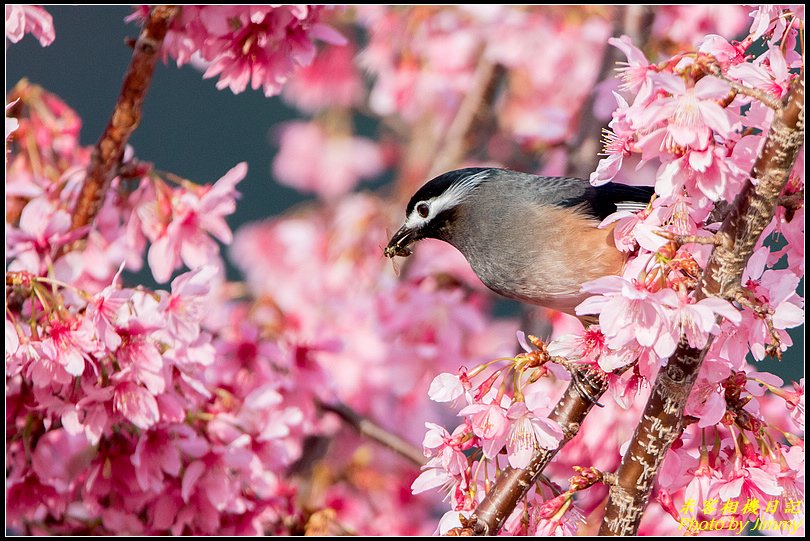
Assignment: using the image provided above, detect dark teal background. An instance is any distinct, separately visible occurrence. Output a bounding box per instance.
[6,6,803,382]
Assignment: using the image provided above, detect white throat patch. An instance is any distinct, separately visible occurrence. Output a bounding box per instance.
[403,170,491,229]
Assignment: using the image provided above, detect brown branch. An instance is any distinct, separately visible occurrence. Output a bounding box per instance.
[565,5,655,179]
[70,5,178,232]
[467,369,608,535]
[710,70,784,111]
[428,54,505,178]
[318,401,426,467]
[599,72,804,536]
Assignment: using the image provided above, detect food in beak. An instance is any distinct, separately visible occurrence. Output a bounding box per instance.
[384,227,415,258]
[384,244,412,258]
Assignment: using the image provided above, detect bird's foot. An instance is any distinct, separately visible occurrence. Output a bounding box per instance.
[568,363,608,407]
[656,230,721,246]
[725,287,783,360]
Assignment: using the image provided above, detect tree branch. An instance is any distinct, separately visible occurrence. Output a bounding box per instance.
[599,72,804,536]
[428,53,505,178]
[319,401,426,467]
[467,369,608,535]
[70,5,178,232]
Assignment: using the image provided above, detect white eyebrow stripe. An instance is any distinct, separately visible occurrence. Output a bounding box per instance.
[403,170,491,229]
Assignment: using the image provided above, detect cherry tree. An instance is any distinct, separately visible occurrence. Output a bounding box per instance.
[5,5,804,536]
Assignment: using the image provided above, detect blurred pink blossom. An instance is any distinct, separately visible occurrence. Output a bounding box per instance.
[283,43,364,112]
[5,4,54,46]
[272,121,384,199]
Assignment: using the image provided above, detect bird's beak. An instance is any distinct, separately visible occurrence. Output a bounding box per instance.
[384,224,417,258]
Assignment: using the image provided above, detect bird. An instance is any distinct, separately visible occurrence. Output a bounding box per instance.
[384,167,655,319]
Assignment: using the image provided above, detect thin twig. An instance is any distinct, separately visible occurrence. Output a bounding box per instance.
[70,5,178,233]
[319,401,426,467]
[428,52,505,178]
[711,71,785,111]
[599,73,804,536]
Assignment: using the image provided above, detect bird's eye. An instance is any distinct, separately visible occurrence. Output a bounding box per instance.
[417,202,430,218]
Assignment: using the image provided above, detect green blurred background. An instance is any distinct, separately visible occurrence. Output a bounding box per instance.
[6,6,803,382]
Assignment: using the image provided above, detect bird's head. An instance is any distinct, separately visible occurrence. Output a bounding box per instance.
[384,167,495,258]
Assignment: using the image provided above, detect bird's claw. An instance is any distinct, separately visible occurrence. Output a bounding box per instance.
[569,365,606,407]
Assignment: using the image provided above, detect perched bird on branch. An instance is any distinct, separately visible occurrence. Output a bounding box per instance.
[385,167,654,318]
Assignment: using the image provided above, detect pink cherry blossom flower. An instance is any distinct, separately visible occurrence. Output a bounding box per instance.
[531,499,585,536]
[459,401,509,459]
[140,162,245,282]
[504,401,564,468]
[113,381,160,430]
[5,4,55,46]
[655,145,749,202]
[608,35,654,102]
[682,449,724,511]
[422,422,471,477]
[591,92,636,186]
[638,73,733,151]
[660,291,742,352]
[698,34,749,67]
[716,455,783,509]
[85,265,131,350]
[577,276,673,357]
[35,316,97,378]
[727,47,792,100]
[428,372,466,403]
[6,198,84,273]
[131,428,183,493]
[158,265,218,343]
[144,6,345,97]
[685,378,728,428]
[282,43,364,112]
[113,321,167,395]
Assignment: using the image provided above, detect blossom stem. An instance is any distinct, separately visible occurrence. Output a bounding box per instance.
[69,6,179,236]
[705,65,784,111]
[427,51,505,178]
[318,401,425,467]
[598,72,804,535]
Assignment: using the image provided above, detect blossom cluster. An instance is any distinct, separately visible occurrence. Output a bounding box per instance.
[5,79,514,536]
[130,5,345,97]
[412,5,804,535]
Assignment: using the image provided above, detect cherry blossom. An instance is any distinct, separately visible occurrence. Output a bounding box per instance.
[5,4,54,46]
